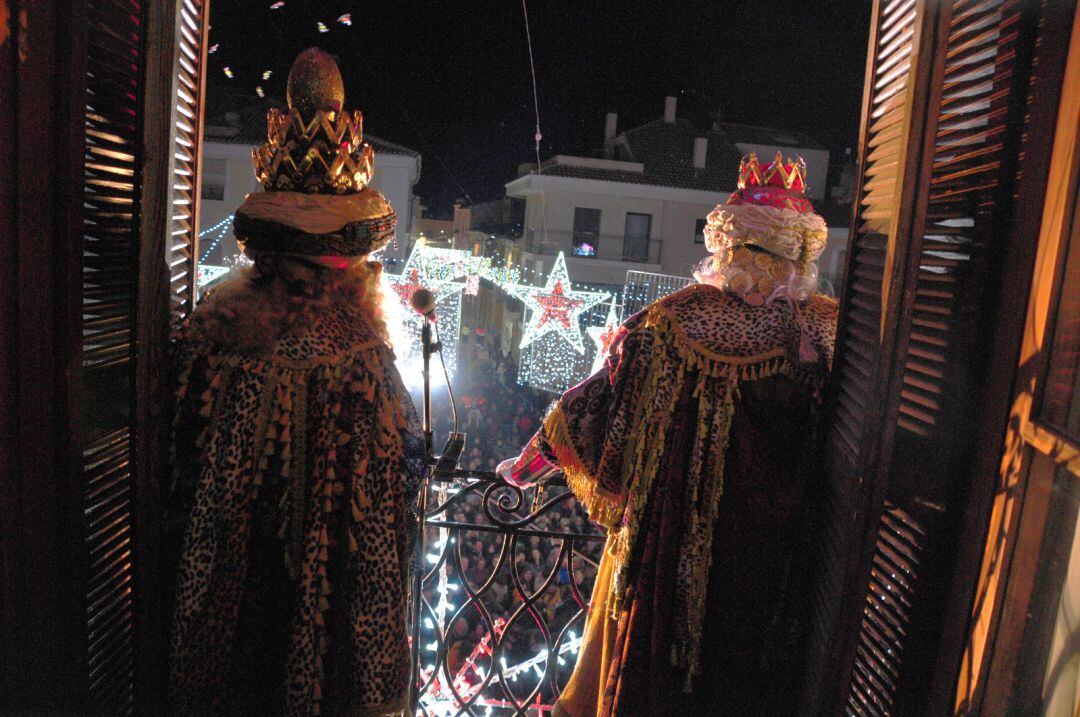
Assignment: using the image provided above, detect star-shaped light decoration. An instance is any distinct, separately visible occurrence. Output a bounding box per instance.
[587,300,622,374]
[507,252,610,353]
[388,251,466,316]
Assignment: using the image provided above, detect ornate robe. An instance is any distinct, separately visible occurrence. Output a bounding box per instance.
[510,284,837,717]
[165,285,423,717]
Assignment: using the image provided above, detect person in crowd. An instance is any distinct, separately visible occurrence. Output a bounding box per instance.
[165,48,422,716]
[498,153,838,717]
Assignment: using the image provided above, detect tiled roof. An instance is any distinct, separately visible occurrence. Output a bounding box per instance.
[529,119,825,194]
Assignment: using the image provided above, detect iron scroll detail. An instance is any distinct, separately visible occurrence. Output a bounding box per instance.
[410,467,603,716]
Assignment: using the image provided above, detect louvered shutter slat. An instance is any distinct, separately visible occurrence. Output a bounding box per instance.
[167,0,207,324]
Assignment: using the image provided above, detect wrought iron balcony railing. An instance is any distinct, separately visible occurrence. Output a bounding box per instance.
[522,229,663,265]
[410,468,604,717]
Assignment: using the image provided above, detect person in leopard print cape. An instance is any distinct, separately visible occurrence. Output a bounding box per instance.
[499,153,839,717]
[164,48,423,717]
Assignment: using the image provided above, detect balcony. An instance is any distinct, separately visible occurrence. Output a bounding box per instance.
[523,230,662,266]
[411,469,603,716]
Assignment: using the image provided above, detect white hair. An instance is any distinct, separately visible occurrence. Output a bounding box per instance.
[693,248,829,304]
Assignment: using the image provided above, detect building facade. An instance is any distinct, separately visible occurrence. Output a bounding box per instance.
[505,96,848,294]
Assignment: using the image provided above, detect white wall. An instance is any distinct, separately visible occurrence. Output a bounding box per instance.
[199,142,260,253]
[509,172,851,298]
[508,173,727,288]
[368,151,420,264]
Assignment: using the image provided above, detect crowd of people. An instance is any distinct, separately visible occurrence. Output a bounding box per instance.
[415,333,602,674]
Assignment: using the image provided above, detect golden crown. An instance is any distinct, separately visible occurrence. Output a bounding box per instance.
[252,48,375,194]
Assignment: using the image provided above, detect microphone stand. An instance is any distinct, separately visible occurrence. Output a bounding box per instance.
[420,319,439,457]
[412,316,439,712]
[411,310,466,711]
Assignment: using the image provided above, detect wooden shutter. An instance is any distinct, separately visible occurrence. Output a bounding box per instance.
[800,0,930,712]
[81,0,147,711]
[82,0,208,711]
[168,0,209,323]
[800,1,1075,715]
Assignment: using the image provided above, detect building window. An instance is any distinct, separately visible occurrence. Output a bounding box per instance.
[201,157,227,201]
[694,218,707,244]
[572,207,601,257]
[623,212,651,262]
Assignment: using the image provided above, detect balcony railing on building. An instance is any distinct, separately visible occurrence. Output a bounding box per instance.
[524,230,662,265]
[411,468,603,717]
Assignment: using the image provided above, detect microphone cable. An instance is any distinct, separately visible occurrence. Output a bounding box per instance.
[432,317,459,435]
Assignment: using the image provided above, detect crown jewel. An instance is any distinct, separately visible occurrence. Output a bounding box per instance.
[737,152,808,194]
[252,48,375,194]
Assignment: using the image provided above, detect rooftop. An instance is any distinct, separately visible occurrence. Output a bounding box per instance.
[520,112,827,194]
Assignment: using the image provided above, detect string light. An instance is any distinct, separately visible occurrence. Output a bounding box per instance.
[197,214,234,263]
[196,265,230,288]
[622,270,692,318]
[586,300,621,374]
[190,226,670,393]
[505,252,610,353]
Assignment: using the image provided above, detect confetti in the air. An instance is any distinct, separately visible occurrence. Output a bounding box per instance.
[223,66,234,78]
[317,21,329,33]
[256,86,265,98]
[337,13,352,26]
[208,43,219,54]
[262,70,273,80]
[270,1,285,8]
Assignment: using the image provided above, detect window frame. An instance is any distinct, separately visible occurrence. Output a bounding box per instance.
[694,218,707,244]
[622,211,652,262]
[571,207,601,258]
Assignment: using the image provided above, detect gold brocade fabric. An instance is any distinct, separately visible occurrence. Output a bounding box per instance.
[165,286,423,717]
[525,284,837,694]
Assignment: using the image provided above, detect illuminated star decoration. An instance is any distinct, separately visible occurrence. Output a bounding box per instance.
[587,300,622,374]
[388,253,466,321]
[508,252,610,353]
[385,246,467,383]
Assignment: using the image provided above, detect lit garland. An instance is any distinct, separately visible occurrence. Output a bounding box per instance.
[416,484,584,715]
[198,214,235,263]
[383,246,468,385]
[383,244,617,394]
[586,300,621,375]
[621,270,693,318]
[192,229,635,394]
[196,265,230,289]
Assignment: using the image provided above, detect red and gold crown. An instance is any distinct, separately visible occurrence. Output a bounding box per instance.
[703,154,828,267]
[737,151,808,194]
[252,48,375,194]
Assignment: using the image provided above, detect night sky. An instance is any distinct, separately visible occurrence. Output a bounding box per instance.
[206,1,872,214]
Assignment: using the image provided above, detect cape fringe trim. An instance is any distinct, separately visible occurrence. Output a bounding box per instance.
[547,301,810,689]
[542,404,625,531]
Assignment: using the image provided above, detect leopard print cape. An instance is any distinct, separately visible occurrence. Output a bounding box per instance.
[167,288,423,717]
[529,283,838,689]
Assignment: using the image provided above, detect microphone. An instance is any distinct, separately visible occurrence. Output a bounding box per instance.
[410,288,436,320]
